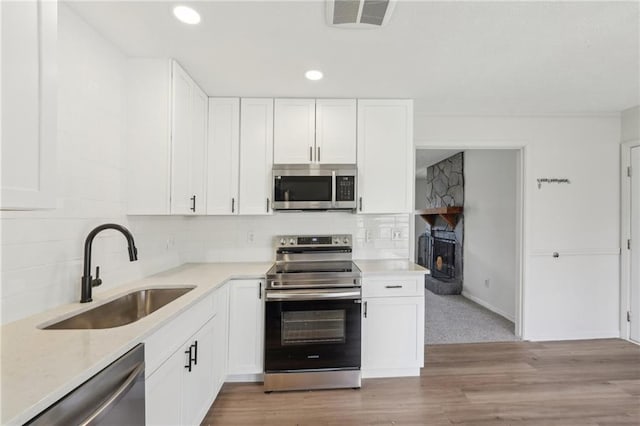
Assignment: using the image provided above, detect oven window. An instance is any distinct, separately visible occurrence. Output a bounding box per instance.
[281,310,346,345]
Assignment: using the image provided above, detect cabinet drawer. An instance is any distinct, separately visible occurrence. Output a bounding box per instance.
[145,292,215,376]
[362,276,423,298]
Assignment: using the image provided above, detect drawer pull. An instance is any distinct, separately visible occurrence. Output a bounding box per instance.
[385,285,403,289]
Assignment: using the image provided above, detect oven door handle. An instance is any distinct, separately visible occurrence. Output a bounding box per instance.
[265,289,361,301]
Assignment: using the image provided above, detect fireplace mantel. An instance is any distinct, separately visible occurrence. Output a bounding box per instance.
[416,207,463,228]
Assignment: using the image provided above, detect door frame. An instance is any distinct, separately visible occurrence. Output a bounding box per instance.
[412,141,526,339]
[620,139,640,342]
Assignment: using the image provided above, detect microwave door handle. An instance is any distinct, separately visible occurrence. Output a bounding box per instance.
[331,170,336,208]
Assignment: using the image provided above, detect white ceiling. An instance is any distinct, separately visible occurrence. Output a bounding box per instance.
[67,0,640,115]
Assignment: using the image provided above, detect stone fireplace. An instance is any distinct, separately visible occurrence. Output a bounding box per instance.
[416,152,464,294]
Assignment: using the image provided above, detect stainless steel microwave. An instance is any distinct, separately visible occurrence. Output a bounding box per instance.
[272,164,357,211]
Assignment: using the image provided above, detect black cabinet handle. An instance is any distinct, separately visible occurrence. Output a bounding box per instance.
[184,346,192,372]
[232,197,235,213]
[192,341,198,366]
[385,285,403,289]
[190,195,196,212]
[258,282,262,299]
[363,301,368,318]
[359,197,363,212]
[266,198,270,213]
[317,146,320,162]
[309,146,313,162]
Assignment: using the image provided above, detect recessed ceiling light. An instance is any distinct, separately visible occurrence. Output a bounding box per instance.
[305,70,324,81]
[173,5,201,25]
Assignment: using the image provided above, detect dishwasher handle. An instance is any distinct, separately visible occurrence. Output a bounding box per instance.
[80,361,145,426]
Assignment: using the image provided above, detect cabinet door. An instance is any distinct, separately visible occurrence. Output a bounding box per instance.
[170,61,194,214]
[182,318,216,426]
[239,99,274,215]
[357,100,413,214]
[228,280,264,375]
[273,99,316,164]
[146,348,183,426]
[362,296,424,371]
[213,284,230,395]
[190,83,208,214]
[316,99,356,164]
[170,61,208,215]
[207,98,240,215]
[1,0,56,210]
[126,59,172,214]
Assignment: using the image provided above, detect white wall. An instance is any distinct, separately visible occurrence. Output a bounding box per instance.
[463,150,518,321]
[181,213,410,262]
[415,115,621,341]
[0,5,185,324]
[414,179,428,263]
[621,105,640,142]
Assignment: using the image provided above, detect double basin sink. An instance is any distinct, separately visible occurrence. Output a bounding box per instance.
[41,287,195,330]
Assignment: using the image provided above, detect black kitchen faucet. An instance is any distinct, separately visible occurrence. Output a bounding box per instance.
[80,223,138,303]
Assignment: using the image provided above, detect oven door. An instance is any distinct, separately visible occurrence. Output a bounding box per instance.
[265,289,361,372]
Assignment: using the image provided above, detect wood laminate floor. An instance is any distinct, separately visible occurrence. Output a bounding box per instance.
[202,339,640,425]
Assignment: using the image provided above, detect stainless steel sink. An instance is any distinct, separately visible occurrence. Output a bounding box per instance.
[41,287,195,330]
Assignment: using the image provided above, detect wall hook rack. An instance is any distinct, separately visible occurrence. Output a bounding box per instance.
[537,178,570,189]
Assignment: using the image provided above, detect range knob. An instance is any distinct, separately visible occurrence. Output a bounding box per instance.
[333,238,340,245]
[343,237,349,244]
[289,238,296,245]
[280,238,286,246]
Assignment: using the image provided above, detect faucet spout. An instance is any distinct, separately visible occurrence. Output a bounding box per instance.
[81,223,138,303]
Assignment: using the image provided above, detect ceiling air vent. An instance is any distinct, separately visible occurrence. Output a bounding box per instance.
[327,0,397,29]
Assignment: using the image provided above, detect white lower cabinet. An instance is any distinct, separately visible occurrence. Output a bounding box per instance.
[146,317,215,426]
[212,284,229,394]
[227,279,265,380]
[361,276,425,378]
[145,292,217,426]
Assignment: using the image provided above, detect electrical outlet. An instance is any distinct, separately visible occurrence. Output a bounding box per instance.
[247,231,255,243]
[365,229,371,243]
[392,230,402,240]
[484,279,490,288]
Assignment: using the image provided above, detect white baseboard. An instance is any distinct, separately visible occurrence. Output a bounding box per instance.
[461,291,515,322]
[523,330,621,342]
[225,373,263,383]
[362,367,420,379]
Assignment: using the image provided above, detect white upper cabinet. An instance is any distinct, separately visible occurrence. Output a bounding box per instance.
[316,99,357,164]
[126,59,207,215]
[357,100,413,214]
[239,98,274,215]
[1,0,57,210]
[170,61,208,215]
[206,98,240,215]
[273,99,316,164]
[273,98,356,164]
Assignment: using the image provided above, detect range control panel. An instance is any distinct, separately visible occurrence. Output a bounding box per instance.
[275,234,352,247]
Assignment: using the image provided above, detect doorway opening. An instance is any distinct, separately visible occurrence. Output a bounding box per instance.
[414,148,523,345]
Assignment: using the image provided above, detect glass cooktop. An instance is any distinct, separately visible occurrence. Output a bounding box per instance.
[268,261,358,275]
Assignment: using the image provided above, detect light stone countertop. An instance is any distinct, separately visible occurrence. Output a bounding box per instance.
[0,259,427,425]
[355,259,430,275]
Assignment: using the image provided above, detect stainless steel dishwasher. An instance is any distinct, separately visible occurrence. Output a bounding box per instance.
[26,344,145,425]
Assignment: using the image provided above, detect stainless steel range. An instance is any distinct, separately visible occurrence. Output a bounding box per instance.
[264,234,362,392]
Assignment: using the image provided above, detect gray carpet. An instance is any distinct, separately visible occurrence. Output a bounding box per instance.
[425,288,517,344]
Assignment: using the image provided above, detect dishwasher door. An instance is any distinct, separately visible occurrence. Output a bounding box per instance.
[26,343,145,426]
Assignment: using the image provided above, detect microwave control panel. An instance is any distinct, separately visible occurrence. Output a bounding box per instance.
[336,176,355,201]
